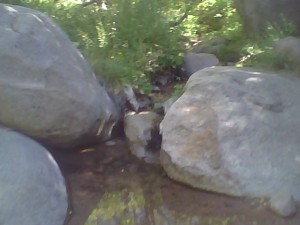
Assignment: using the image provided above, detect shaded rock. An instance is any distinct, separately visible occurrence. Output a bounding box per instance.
[153,75,174,86]
[273,36,300,65]
[122,84,140,112]
[269,192,297,217]
[0,4,119,149]
[121,84,153,113]
[0,127,68,225]
[234,0,300,35]
[182,53,219,78]
[151,86,161,93]
[124,111,162,163]
[161,66,300,200]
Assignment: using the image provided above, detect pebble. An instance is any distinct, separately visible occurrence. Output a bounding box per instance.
[105,140,117,146]
[269,192,296,217]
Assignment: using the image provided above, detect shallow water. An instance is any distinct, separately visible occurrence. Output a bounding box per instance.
[52,139,299,225]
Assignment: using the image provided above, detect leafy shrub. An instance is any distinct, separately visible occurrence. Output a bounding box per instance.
[95,0,185,90]
[190,0,242,40]
[237,22,297,71]
[7,0,297,90]
[15,0,186,92]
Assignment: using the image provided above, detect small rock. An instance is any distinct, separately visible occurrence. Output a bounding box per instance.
[122,85,154,112]
[151,86,161,93]
[105,140,117,147]
[124,111,162,163]
[269,192,297,217]
[153,75,173,86]
[123,84,140,112]
[182,53,219,78]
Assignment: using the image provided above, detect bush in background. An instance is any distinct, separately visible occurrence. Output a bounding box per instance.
[2,0,298,91]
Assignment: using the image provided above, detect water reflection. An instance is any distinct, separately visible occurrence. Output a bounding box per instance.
[84,166,249,225]
[85,185,240,225]
[54,139,299,225]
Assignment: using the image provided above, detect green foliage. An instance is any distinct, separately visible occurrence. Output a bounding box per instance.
[5,0,298,90]
[172,83,185,99]
[14,0,186,91]
[237,22,297,71]
[192,0,242,40]
[179,0,244,64]
[93,0,185,90]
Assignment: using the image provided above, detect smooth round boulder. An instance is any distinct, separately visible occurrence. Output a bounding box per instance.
[0,4,119,148]
[0,127,68,225]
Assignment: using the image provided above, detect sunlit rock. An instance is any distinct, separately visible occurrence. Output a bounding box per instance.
[124,111,162,163]
[161,66,300,201]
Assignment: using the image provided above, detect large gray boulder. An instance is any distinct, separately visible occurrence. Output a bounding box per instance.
[234,0,300,35]
[0,127,68,225]
[0,4,119,148]
[160,66,300,201]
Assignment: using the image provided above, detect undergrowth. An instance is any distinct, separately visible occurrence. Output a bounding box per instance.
[2,0,298,91]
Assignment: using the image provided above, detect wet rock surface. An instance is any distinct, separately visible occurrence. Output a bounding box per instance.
[51,139,299,225]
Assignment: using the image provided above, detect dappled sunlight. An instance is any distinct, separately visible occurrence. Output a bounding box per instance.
[4,5,17,12]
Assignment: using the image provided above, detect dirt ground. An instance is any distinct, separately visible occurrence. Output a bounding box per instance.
[51,138,300,225]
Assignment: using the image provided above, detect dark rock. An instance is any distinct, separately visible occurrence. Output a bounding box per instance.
[273,36,300,66]
[182,53,219,78]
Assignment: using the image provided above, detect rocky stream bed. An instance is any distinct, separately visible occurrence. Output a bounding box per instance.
[51,138,300,225]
